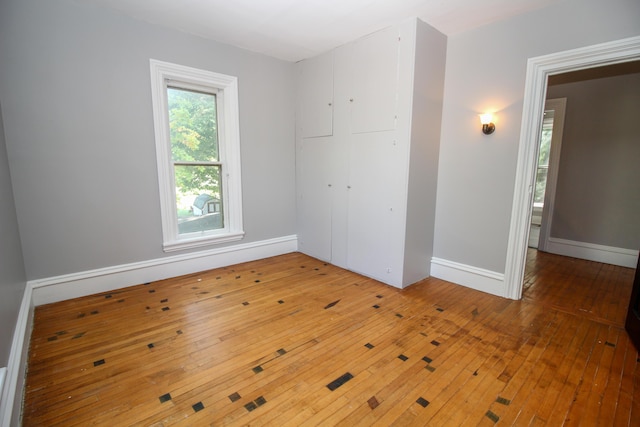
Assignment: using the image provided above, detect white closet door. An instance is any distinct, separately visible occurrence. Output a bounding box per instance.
[346,132,395,282]
[298,51,334,138]
[298,137,332,261]
[349,26,399,134]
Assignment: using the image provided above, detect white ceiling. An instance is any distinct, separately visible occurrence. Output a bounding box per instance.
[76,0,558,62]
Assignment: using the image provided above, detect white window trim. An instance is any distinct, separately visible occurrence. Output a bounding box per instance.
[150,59,244,252]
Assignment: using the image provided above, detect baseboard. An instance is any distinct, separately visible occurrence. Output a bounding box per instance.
[430,257,506,298]
[30,235,298,306]
[546,238,638,268]
[0,283,33,427]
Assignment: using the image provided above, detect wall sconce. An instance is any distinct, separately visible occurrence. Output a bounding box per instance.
[479,113,495,135]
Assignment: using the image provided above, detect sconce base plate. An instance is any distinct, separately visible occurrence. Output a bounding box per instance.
[482,123,495,135]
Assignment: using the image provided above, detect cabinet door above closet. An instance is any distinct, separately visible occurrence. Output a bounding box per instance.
[349,25,399,134]
[298,51,334,138]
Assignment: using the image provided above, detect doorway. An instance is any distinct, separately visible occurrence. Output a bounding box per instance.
[503,35,640,300]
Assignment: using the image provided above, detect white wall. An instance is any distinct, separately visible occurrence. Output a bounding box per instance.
[0,100,28,427]
[433,0,640,276]
[402,21,447,284]
[0,102,26,367]
[0,0,296,282]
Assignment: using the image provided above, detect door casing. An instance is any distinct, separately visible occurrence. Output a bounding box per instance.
[504,36,640,300]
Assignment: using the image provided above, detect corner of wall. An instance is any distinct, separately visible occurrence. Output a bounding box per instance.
[0,284,34,427]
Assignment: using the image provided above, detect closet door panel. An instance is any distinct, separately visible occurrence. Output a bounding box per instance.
[346,132,395,281]
[298,51,334,138]
[349,26,399,134]
[298,138,332,261]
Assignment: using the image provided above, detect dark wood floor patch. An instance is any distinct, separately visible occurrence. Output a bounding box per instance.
[416,397,430,408]
[327,372,353,391]
[368,396,379,409]
[324,300,341,309]
[486,410,500,422]
[496,396,511,405]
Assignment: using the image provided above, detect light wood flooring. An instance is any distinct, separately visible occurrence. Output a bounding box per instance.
[22,250,639,426]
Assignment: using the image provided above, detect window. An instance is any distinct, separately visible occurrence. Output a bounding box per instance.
[534,111,554,207]
[150,60,243,251]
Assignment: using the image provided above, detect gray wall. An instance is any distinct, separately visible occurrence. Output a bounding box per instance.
[547,72,640,250]
[433,0,640,273]
[0,100,26,367]
[0,0,296,281]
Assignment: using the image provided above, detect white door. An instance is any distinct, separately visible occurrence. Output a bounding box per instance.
[346,132,395,282]
[298,137,332,261]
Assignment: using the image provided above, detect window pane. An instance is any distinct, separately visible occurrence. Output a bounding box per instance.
[175,165,224,234]
[167,87,218,162]
[538,125,552,167]
[534,168,548,204]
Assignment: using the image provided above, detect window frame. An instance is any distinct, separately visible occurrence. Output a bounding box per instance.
[150,59,244,252]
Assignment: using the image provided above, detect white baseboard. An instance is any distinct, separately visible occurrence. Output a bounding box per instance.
[546,238,638,268]
[430,257,506,298]
[0,283,33,427]
[30,235,298,306]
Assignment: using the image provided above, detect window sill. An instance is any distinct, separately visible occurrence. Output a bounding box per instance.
[163,231,245,252]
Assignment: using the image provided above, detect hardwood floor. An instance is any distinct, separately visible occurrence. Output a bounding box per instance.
[22,250,639,426]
